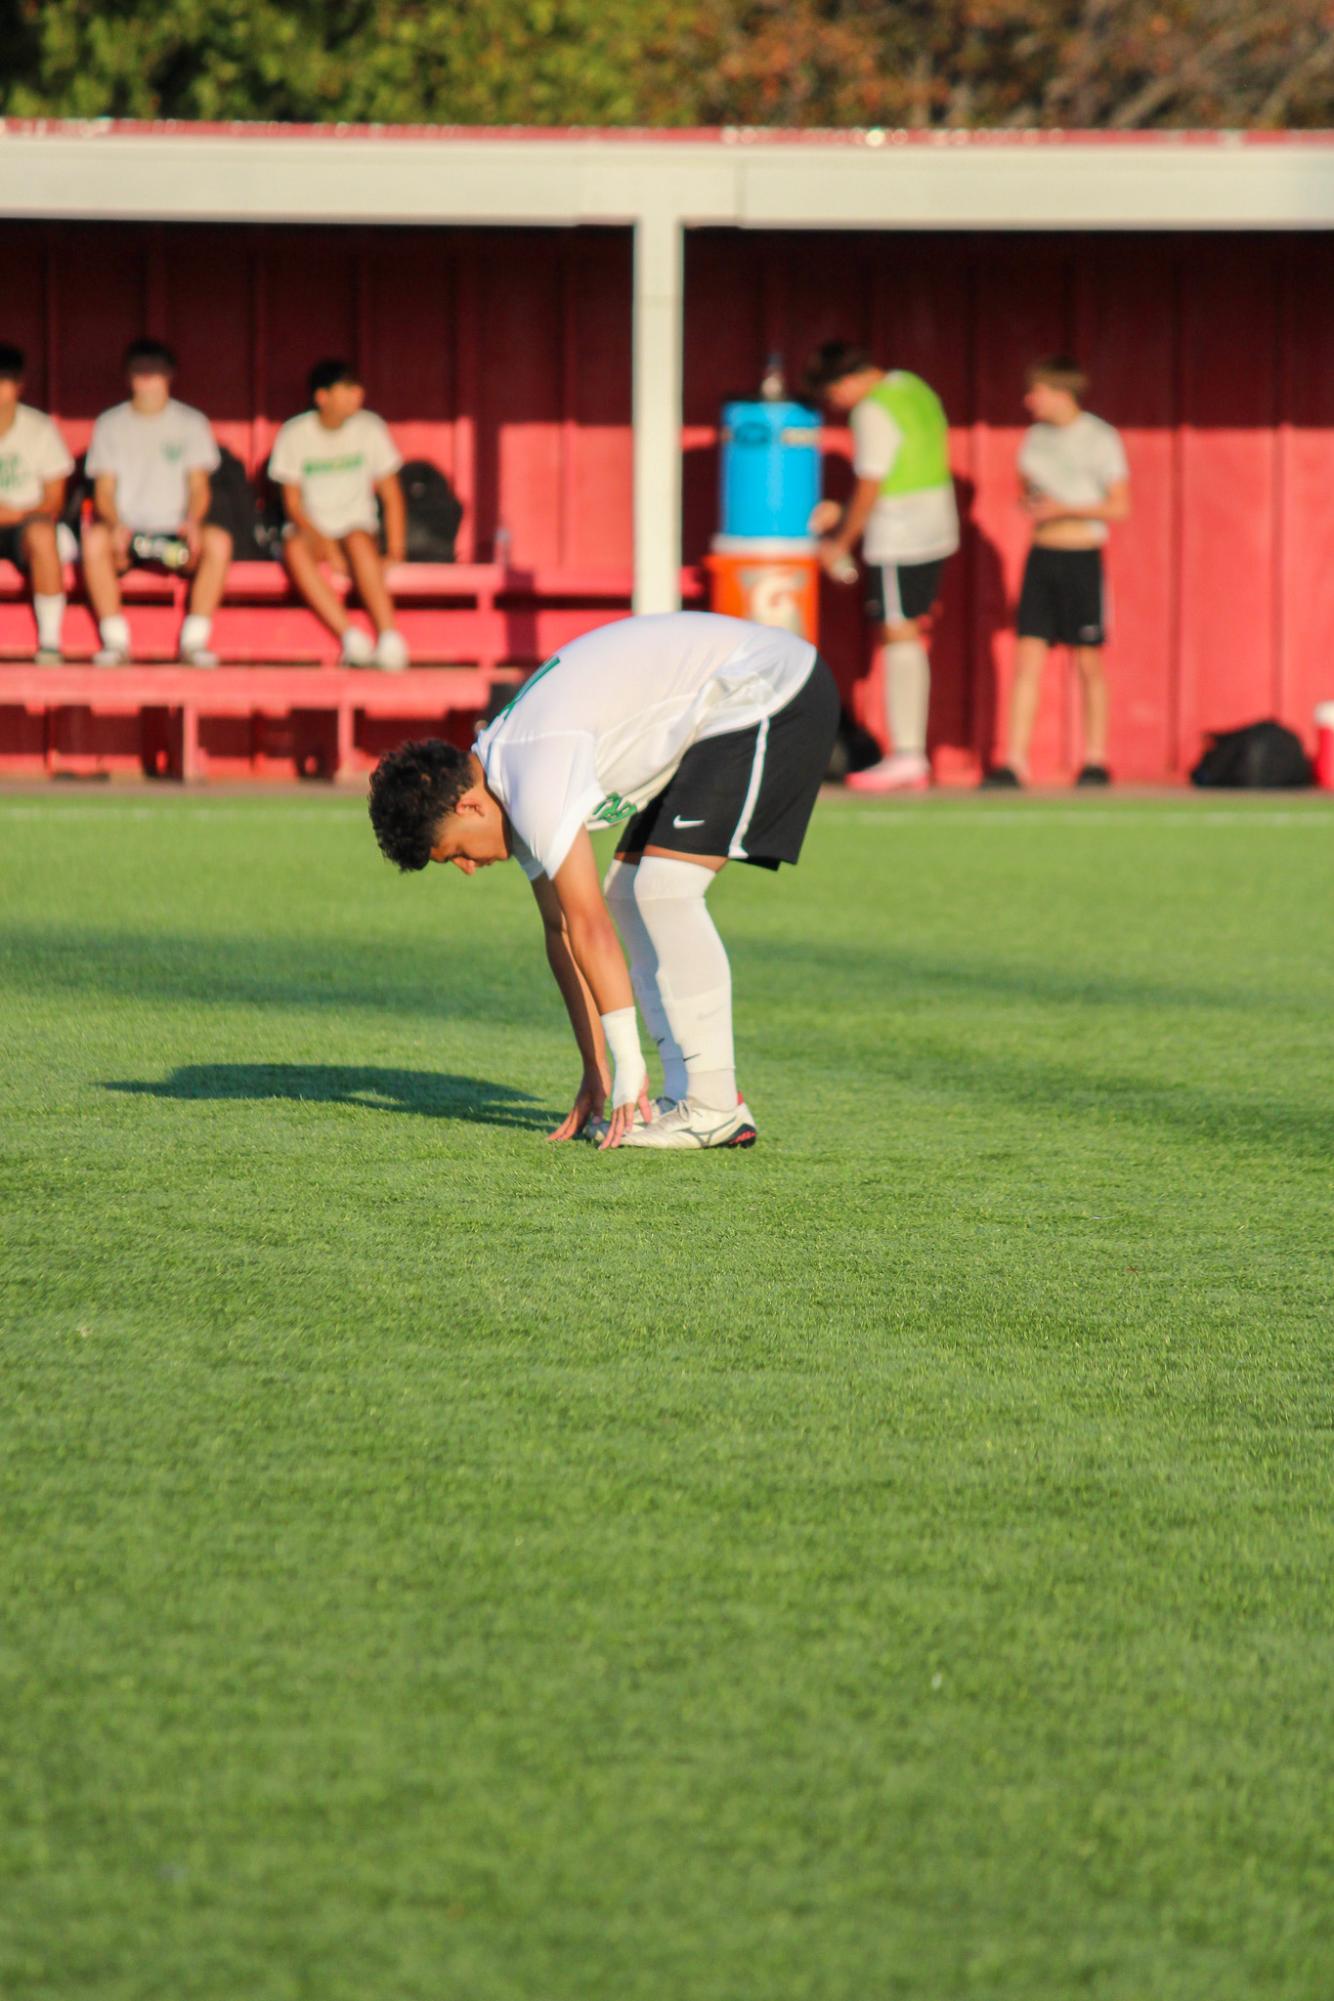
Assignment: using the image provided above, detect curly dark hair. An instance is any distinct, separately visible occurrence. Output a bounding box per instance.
[802,339,873,400]
[368,738,475,871]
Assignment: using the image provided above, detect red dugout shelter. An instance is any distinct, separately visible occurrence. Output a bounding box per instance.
[0,122,1331,783]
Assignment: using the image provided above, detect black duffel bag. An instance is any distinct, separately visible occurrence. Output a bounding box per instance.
[1190,720,1310,790]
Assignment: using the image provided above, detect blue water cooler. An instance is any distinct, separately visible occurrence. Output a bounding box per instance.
[709,399,823,640]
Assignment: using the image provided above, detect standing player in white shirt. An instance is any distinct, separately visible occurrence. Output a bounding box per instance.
[803,341,960,794]
[0,343,75,663]
[368,612,840,1150]
[267,359,409,671]
[82,339,233,667]
[983,356,1131,789]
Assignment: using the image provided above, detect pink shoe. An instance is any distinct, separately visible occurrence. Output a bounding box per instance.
[845,753,931,795]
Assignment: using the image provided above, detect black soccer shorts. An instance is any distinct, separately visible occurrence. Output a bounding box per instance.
[1017,546,1108,648]
[617,653,840,870]
[865,557,947,626]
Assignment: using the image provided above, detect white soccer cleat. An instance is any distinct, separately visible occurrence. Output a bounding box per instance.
[618,1096,758,1150]
[582,1095,677,1142]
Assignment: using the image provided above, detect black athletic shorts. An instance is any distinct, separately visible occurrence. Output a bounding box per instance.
[617,652,840,871]
[1017,546,1107,648]
[866,557,946,625]
[0,523,31,566]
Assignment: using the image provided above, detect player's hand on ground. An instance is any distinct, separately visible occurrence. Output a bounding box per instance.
[547,1067,611,1144]
[599,1083,654,1152]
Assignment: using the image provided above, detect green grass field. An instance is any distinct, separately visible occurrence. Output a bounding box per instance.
[3,785,1331,2001]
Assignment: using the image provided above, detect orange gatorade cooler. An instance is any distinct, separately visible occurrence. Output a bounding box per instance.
[706,535,820,644]
[1314,702,1334,791]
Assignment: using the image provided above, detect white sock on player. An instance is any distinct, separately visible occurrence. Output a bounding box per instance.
[180,613,212,655]
[631,855,736,1113]
[34,592,65,650]
[604,858,688,1101]
[99,613,131,653]
[885,638,930,758]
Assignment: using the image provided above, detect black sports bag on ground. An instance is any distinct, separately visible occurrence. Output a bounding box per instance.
[1190,720,1310,789]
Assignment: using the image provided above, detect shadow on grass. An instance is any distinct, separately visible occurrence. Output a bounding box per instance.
[104,1065,551,1131]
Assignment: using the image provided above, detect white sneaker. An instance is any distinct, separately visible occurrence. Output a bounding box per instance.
[582,1095,677,1143]
[339,628,375,666]
[618,1097,758,1150]
[180,646,219,669]
[93,645,129,667]
[374,628,409,672]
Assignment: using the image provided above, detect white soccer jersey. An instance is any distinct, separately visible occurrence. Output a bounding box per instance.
[1018,413,1129,546]
[474,612,817,881]
[0,405,74,513]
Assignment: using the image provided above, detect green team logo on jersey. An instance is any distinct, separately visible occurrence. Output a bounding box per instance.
[590,793,636,827]
[492,652,561,726]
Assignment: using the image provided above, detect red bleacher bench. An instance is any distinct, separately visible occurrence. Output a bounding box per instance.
[0,562,704,781]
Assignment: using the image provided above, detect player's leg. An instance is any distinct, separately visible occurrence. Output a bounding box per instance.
[21,517,65,662]
[343,529,408,670]
[81,517,131,664]
[621,654,840,1150]
[983,546,1052,787]
[1005,637,1048,782]
[1072,648,1107,776]
[604,850,690,1109]
[179,524,232,666]
[1071,552,1111,784]
[283,524,373,661]
[846,562,940,794]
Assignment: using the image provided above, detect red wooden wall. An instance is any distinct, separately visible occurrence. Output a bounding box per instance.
[685,229,1334,783]
[3,219,1332,781]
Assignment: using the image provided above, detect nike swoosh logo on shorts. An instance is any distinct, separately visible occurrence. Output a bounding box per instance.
[673,816,705,828]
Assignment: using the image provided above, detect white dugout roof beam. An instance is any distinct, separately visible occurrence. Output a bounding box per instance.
[4,123,1332,610]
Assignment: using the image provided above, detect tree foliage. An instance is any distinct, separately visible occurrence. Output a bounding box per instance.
[3,0,1331,128]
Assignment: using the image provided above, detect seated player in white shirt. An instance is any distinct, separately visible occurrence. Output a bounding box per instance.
[0,343,75,663]
[267,359,409,671]
[982,356,1131,790]
[81,338,233,667]
[368,612,841,1150]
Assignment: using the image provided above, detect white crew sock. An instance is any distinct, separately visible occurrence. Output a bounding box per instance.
[34,592,65,649]
[632,855,735,1112]
[604,858,688,1101]
[99,613,131,653]
[180,612,212,654]
[885,638,931,759]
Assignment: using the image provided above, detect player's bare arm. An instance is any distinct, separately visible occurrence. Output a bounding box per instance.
[550,828,652,1150]
[530,871,612,1145]
[376,472,406,564]
[1025,476,1130,526]
[816,473,880,573]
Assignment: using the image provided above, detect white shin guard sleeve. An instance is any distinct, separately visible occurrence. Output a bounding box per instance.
[885,638,930,757]
[604,858,688,1101]
[631,856,735,1112]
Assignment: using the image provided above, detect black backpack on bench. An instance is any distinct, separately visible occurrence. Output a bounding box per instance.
[207,446,267,561]
[1190,720,1310,790]
[398,459,463,563]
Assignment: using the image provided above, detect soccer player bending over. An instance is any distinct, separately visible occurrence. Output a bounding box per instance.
[368,612,839,1150]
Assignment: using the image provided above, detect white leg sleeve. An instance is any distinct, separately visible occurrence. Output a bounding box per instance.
[604,858,688,1102]
[631,855,736,1112]
[885,637,930,757]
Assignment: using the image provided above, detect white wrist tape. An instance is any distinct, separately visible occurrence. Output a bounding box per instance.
[600,1006,647,1109]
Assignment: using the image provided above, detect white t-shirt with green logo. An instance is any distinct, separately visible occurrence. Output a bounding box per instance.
[267,409,402,538]
[0,405,74,513]
[474,612,817,882]
[85,399,219,533]
[1018,413,1129,547]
